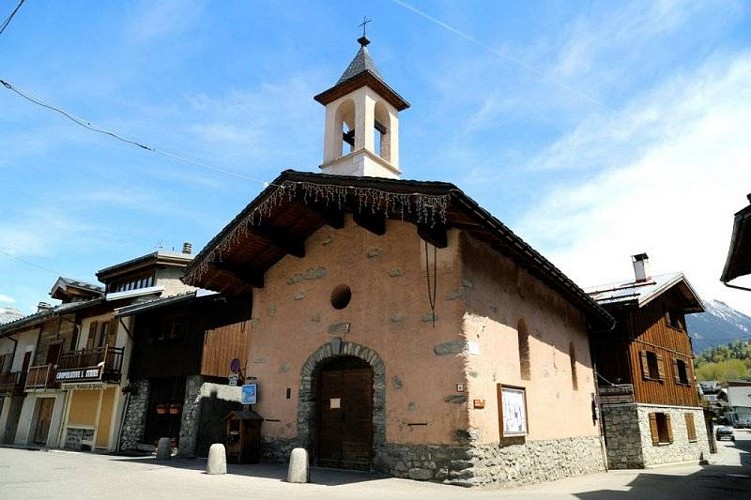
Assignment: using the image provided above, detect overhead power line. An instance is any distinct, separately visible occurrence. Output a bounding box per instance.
[0,78,275,187]
[0,0,26,37]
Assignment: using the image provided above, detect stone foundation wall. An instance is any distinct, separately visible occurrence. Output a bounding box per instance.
[178,375,204,457]
[259,436,604,487]
[119,379,150,451]
[602,403,710,469]
[601,405,644,468]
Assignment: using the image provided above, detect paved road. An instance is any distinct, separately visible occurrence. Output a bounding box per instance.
[1,432,750,499]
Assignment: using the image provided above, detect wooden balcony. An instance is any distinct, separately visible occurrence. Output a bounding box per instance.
[0,371,24,396]
[55,345,124,384]
[25,364,59,391]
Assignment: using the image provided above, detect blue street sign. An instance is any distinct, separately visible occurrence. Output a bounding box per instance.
[241,383,257,405]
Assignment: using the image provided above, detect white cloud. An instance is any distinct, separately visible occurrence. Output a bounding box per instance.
[518,52,751,316]
[126,0,204,43]
[0,294,15,304]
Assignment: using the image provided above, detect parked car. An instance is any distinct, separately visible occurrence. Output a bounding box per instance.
[716,418,736,441]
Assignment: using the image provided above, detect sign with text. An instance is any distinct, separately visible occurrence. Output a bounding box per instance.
[241,383,257,405]
[228,373,239,386]
[55,366,102,383]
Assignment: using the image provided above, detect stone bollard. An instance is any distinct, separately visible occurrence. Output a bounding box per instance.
[155,437,172,460]
[206,443,227,475]
[287,447,310,483]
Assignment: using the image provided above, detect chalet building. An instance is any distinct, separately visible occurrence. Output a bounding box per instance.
[181,36,615,487]
[0,280,101,447]
[587,254,709,469]
[721,193,751,291]
[115,290,252,457]
[0,248,195,452]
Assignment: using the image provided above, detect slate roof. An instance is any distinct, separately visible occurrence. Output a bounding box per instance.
[586,272,704,313]
[96,250,193,281]
[183,170,615,331]
[115,289,218,317]
[336,46,383,84]
[54,277,104,294]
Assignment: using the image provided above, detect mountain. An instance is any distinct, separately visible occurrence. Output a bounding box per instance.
[687,299,751,353]
[0,306,24,325]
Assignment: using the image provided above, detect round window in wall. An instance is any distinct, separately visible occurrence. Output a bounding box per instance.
[330,284,352,310]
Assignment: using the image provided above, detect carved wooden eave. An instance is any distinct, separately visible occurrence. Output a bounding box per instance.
[183,170,614,331]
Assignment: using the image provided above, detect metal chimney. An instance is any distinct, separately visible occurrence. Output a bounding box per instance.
[182,242,192,255]
[632,253,650,283]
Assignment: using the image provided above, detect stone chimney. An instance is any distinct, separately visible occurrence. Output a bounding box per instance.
[632,253,650,283]
[37,302,52,313]
[182,242,192,255]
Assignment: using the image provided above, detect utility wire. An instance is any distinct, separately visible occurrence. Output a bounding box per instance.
[0,78,275,187]
[0,248,66,277]
[0,0,25,37]
[390,0,609,109]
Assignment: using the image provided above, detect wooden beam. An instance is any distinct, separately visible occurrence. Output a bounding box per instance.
[353,210,386,236]
[250,226,306,258]
[417,223,448,249]
[213,262,265,289]
[307,201,346,229]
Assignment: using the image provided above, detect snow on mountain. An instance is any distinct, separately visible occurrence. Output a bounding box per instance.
[687,299,751,353]
[0,306,24,325]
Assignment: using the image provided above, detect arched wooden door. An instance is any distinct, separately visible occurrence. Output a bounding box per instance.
[316,356,373,470]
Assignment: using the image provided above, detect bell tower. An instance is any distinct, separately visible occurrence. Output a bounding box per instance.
[314,32,410,178]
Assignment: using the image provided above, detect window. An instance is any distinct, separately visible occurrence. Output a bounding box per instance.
[110,274,155,293]
[649,412,673,445]
[673,358,690,385]
[665,310,685,330]
[517,319,531,381]
[640,350,665,381]
[569,341,578,391]
[685,413,697,442]
[0,353,12,374]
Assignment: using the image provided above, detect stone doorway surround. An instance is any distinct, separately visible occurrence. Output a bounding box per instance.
[297,339,386,468]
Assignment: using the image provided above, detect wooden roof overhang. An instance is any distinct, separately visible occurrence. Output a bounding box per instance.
[183,170,614,331]
[721,196,751,285]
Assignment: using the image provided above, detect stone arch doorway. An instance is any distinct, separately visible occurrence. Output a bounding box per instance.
[298,340,385,471]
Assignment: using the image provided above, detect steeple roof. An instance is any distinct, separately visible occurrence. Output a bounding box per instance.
[336,45,383,84]
[314,37,409,111]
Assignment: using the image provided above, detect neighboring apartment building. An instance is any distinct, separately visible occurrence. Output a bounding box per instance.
[0,247,195,452]
[180,36,615,488]
[588,254,709,468]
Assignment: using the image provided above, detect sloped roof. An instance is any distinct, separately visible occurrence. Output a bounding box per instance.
[50,276,104,301]
[115,289,218,317]
[586,272,704,313]
[314,41,409,111]
[721,195,751,284]
[183,170,614,331]
[96,250,193,282]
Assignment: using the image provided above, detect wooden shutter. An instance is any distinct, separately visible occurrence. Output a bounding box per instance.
[656,354,666,381]
[97,322,108,348]
[640,351,650,379]
[666,414,673,443]
[107,318,119,346]
[86,321,98,350]
[649,413,659,445]
[673,359,680,384]
[685,413,696,441]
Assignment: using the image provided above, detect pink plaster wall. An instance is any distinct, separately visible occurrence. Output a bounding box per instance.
[248,216,469,445]
[459,233,599,442]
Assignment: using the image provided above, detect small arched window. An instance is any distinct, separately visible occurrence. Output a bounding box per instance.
[569,341,578,390]
[517,319,531,381]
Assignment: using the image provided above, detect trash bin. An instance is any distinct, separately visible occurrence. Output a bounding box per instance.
[225,410,263,464]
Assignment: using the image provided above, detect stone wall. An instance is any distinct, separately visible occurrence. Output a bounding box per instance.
[177,375,203,457]
[601,403,710,469]
[119,379,149,451]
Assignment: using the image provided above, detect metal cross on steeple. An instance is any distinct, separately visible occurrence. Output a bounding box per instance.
[357,16,371,47]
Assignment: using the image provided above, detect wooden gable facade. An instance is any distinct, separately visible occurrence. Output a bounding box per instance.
[592,286,700,408]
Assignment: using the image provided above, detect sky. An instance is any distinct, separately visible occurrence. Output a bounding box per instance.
[1,0,751,318]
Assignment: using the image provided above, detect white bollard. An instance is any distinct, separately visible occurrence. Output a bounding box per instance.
[206,443,227,475]
[155,437,172,460]
[287,447,310,483]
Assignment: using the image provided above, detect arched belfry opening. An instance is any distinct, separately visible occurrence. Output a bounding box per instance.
[315,33,409,179]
